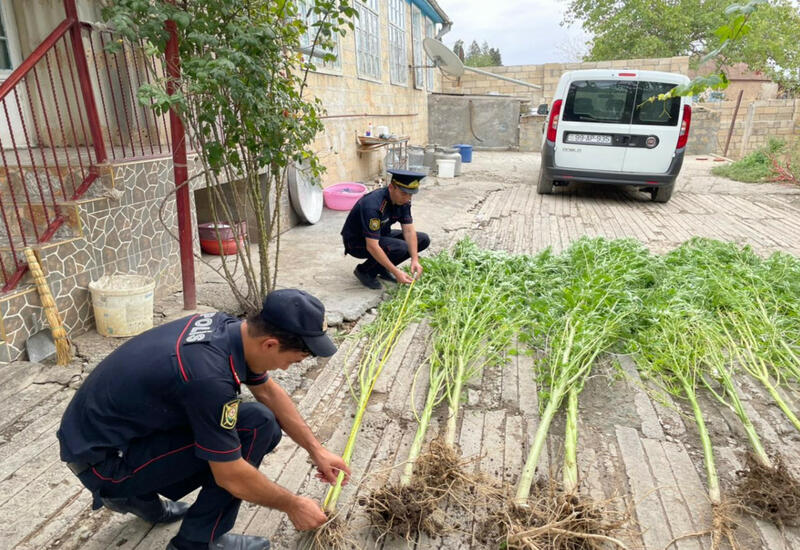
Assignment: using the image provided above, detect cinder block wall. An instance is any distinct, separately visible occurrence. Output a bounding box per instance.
[686,106,720,156]
[440,57,690,105]
[707,99,800,158]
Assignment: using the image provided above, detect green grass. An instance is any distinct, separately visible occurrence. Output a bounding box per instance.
[712,138,785,183]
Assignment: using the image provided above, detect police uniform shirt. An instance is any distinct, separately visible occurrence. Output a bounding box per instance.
[57,312,268,465]
[341,187,412,243]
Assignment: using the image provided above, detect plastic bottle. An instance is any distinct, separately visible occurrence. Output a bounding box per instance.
[366,122,372,137]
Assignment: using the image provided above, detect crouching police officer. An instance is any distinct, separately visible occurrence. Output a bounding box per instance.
[340,168,431,289]
[58,289,350,550]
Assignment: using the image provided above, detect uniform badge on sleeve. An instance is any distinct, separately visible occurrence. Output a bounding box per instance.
[220,399,241,430]
[369,218,381,231]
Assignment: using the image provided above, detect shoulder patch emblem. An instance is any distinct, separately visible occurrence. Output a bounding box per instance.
[220,399,241,430]
[369,218,381,231]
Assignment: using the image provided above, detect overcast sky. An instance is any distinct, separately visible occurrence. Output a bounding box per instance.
[434,0,591,66]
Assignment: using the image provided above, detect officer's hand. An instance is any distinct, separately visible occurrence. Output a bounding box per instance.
[409,260,423,279]
[311,447,352,485]
[287,496,327,530]
[395,270,414,285]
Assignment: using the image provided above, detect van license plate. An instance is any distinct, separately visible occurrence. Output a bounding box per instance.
[565,133,612,145]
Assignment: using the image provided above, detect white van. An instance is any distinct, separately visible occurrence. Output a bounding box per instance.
[538,70,692,203]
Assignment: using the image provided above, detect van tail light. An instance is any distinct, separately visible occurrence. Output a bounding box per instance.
[546,99,563,143]
[676,105,691,149]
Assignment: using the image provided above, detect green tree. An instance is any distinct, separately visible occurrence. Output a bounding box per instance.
[102,0,355,312]
[464,39,502,67]
[565,0,800,93]
[453,39,465,61]
[467,40,482,61]
[489,47,502,66]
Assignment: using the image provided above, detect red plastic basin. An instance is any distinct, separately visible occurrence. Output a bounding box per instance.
[200,238,242,256]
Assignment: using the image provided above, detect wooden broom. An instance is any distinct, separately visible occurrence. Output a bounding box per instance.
[23,248,72,365]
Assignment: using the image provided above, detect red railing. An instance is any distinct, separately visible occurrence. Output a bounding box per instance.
[0,0,170,292]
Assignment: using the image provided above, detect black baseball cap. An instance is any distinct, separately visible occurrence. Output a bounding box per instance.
[388,168,425,194]
[260,289,337,357]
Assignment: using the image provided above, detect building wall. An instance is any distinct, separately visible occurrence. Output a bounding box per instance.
[304,4,440,186]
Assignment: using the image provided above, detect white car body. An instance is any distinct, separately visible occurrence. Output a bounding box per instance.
[538,69,692,203]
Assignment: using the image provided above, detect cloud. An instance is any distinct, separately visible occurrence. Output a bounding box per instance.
[435,0,591,65]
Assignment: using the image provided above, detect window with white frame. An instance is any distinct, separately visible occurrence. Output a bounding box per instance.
[0,8,12,70]
[425,19,436,90]
[297,0,341,71]
[411,6,424,89]
[355,0,381,80]
[388,0,408,85]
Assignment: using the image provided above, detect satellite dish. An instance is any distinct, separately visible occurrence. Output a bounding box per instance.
[422,37,465,78]
[287,160,323,224]
[422,38,542,90]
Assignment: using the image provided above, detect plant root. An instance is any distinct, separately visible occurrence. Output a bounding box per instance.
[360,440,477,541]
[735,452,800,528]
[476,479,629,550]
[302,516,359,550]
[711,498,741,550]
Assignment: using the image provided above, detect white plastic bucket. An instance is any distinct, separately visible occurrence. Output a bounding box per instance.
[89,274,156,337]
[437,158,456,178]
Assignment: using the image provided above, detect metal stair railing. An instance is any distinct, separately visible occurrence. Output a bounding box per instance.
[0,0,170,292]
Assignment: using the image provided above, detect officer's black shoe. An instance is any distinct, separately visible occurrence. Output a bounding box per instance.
[102,495,190,524]
[167,534,270,550]
[353,267,381,290]
[376,267,397,284]
[208,534,271,550]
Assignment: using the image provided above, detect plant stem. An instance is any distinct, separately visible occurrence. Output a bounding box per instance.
[683,377,720,505]
[563,387,579,494]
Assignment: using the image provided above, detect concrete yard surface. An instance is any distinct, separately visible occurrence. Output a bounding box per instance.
[2,152,800,549]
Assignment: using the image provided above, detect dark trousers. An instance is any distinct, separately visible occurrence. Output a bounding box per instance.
[74,402,282,544]
[344,230,430,276]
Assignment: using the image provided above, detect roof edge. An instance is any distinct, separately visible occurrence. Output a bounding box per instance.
[410,0,452,29]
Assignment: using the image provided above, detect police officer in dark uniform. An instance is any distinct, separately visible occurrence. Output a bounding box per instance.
[58,289,350,550]
[341,168,431,289]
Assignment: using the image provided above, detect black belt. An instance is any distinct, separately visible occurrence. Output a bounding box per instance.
[67,461,91,475]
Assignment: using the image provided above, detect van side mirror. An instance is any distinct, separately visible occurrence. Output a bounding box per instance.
[537,103,549,115]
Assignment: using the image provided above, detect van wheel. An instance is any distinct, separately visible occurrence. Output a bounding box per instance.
[537,169,554,194]
[650,183,674,203]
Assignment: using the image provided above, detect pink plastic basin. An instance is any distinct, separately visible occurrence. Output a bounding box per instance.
[323,182,367,211]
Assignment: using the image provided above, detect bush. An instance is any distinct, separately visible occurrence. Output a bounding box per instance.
[712,138,785,183]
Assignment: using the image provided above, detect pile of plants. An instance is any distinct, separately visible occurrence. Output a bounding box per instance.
[314,236,800,549]
[363,241,524,541]
[712,137,799,185]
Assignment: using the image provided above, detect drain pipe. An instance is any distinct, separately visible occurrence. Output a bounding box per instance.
[427,0,452,39]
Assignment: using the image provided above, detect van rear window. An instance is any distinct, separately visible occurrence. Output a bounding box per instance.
[563,80,681,126]
[632,82,681,126]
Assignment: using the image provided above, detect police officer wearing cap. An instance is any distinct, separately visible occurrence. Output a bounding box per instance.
[341,168,431,289]
[57,289,351,550]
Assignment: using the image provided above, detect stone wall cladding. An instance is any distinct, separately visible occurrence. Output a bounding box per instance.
[0,156,186,362]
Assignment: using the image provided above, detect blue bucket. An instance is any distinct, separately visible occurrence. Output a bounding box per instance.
[454,144,473,163]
